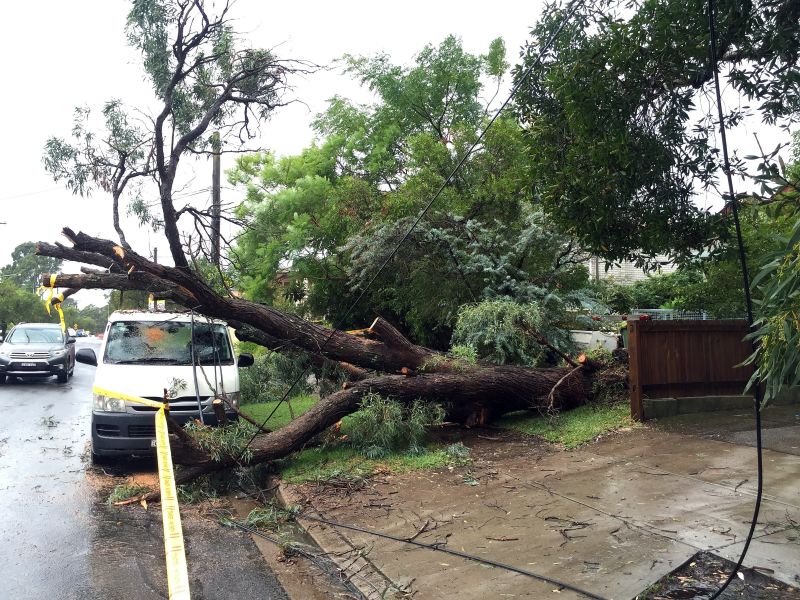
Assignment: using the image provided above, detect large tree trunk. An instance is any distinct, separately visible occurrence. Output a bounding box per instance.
[169,366,592,476]
[37,229,602,480]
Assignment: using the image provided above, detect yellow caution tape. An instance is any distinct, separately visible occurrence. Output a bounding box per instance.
[41,274,57,315]
[93,386,191,599]
[38,275,66,333]
[93,386,164,409]
[53,293,66,333]
[155,405,191,600]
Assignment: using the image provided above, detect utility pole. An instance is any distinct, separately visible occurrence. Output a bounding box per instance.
[211,132,221,268]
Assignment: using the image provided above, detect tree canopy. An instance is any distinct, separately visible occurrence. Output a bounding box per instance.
[514,0,800,265]
[230,36,590,348]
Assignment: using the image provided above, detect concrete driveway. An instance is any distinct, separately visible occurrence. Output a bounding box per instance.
[0,338,287,599]
[282,407,800,600]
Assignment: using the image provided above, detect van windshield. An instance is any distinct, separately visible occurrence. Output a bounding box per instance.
[104,320,233,365]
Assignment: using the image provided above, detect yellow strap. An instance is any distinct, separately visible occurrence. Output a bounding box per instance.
[41,274,58,316]
[93,386,165,409]
[54,302,66,333]
[94,386,191,599]
[52,293,66,333]
[156,406,191,600]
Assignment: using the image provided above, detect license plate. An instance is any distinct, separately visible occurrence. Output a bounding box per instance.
[151,439,158,448]
[20,362,38,367]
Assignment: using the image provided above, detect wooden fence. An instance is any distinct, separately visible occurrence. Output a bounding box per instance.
[627,319,754,420]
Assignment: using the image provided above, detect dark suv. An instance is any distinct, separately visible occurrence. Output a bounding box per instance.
[0,323,76,383]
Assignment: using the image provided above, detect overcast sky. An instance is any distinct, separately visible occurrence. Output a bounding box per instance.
[0,1,791,307]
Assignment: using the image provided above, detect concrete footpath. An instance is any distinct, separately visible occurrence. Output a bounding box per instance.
[280,406,800,600]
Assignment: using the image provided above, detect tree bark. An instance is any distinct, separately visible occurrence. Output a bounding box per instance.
[167,364,591,475]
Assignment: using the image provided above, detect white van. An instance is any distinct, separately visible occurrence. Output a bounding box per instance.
[76,310,253,461]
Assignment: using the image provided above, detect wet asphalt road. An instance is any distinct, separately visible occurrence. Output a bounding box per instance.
[0,339,288,600]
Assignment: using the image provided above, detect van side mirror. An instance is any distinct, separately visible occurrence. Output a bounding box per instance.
[76,348,98,367]
[238,353,254,367]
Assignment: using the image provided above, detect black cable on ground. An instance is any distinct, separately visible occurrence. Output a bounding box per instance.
[301,512,608,600]
[236,0,586,459]
[706,0,764,597]
[222,519,370,600]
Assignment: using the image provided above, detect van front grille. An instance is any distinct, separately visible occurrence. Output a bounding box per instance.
[131,396,210,412]
[128,425,156,438]
[95,424,120,437]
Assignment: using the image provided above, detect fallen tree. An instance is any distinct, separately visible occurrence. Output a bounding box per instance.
[36,0,621,487]
[37,228,611,479]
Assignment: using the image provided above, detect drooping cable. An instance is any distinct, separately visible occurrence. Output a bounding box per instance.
[236,0,586,456]
[301,512,608,600]
[706,0,764,596]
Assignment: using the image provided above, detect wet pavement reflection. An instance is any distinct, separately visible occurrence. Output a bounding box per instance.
[0,338,287,599]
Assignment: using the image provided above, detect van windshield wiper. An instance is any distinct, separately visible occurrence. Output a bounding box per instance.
[109,358,185,365]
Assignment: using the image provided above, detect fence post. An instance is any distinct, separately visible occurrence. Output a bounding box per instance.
[628,320,644,420]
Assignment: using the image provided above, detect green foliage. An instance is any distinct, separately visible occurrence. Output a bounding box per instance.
[176,475,219,504]
[239,348,346,404]
[239,352,313,404]
[677,204,798,318]
[107,482,151,505]
[746,211,800,403]
[242,503,301,531]
[184,420,259,463]
[495,403,635,448]
[346,393,445,458]
[448,344,477,364]
[0,243,62,291]
[587,203,798,319]
[589,271,705,314]
[231,37,588,348]
[515,0,800,265]
[0,280,49,328]
[342,206,590,346]
[451,299,575,366]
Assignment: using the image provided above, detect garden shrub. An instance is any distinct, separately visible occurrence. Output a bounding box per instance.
[347,393,445,458]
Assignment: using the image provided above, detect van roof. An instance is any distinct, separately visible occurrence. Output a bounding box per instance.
[108,311,228,326]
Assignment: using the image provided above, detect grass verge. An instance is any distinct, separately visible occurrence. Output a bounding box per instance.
[280,443,470,484]
[495,403,634,448]
[240,395,317,430]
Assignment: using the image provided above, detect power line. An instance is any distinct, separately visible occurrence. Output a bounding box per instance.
[236,0,587,456]
[301,512,608,600]
[0,187,62,202]
[706,0,764,597]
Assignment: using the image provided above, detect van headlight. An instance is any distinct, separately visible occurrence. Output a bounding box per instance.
[226,391,240,408]
[93,394,126,413]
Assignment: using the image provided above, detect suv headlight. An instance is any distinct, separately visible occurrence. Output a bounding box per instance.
[0,347,10,357]
[51,349,67,358]
[93,394,127,413]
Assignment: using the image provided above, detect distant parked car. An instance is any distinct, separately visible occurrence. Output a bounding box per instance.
[75,329,87,337]
[0,323,76,384]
